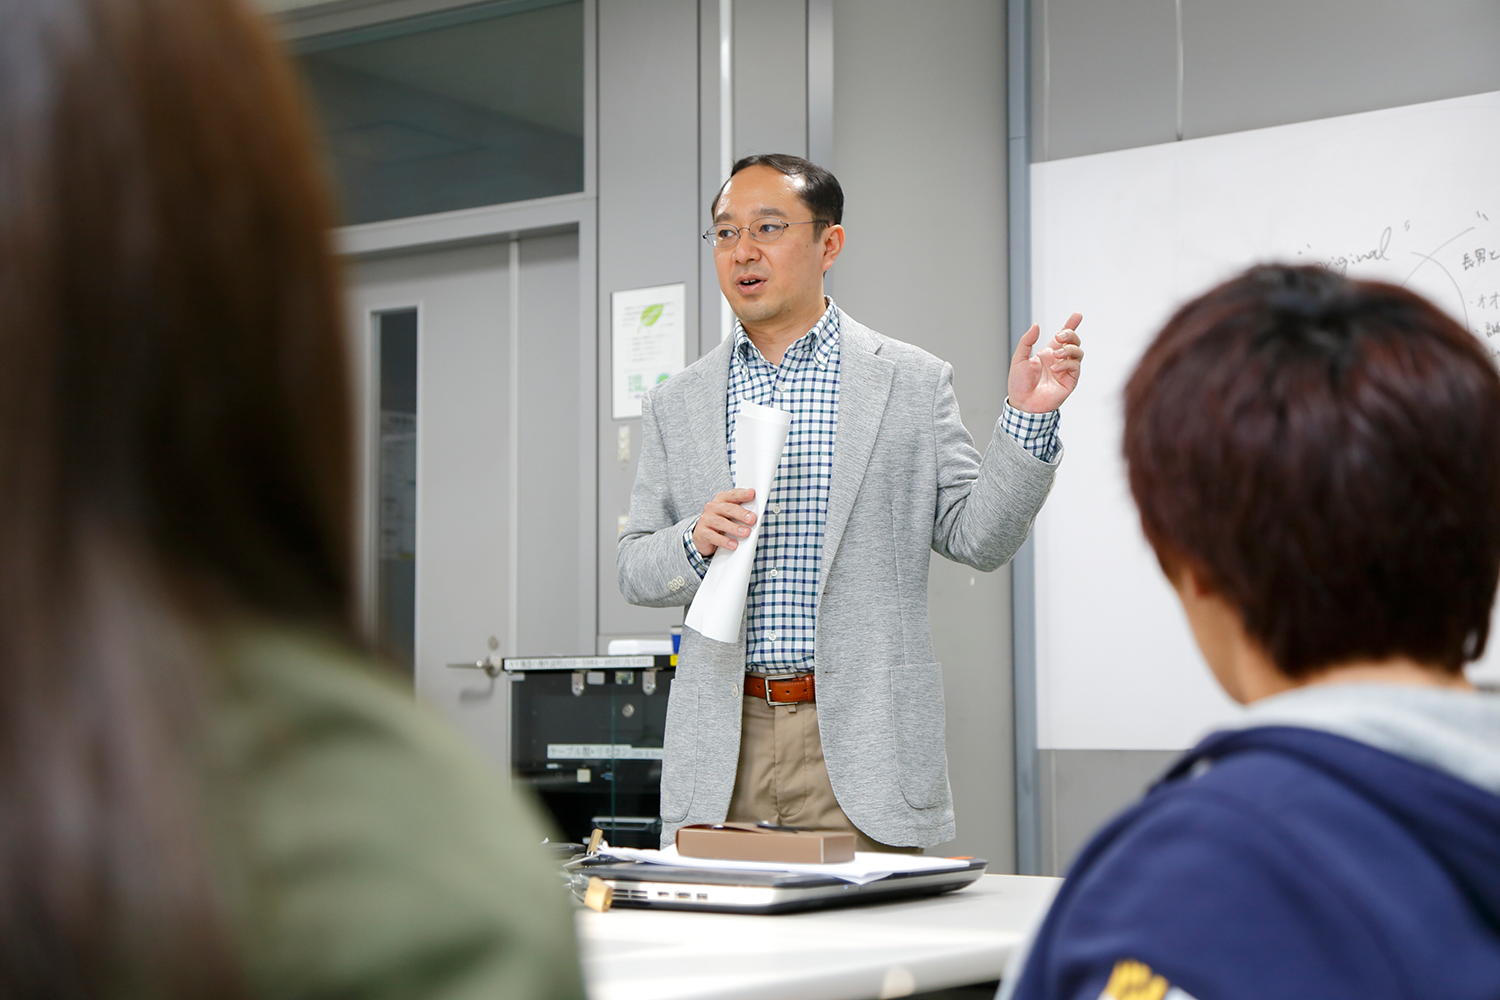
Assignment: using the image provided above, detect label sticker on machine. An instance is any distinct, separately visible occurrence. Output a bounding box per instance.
[547,744,665,760]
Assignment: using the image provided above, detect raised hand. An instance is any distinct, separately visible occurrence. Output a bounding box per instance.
[1008,312,1084,413]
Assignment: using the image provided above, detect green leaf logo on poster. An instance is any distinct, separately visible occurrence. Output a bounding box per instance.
[638,303,664,330]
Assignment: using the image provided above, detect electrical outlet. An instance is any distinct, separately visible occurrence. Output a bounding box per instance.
[617,425,631,462]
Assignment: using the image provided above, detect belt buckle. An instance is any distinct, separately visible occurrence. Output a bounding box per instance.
[762,674,809,705]
[762,674,779,706]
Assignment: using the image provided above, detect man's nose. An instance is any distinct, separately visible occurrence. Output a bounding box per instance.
[731,235,761,263]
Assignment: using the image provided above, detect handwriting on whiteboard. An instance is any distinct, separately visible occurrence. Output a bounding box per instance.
[1295,211,1500,355]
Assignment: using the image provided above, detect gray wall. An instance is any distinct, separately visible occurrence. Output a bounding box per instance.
[1036,749,1176,876]
[1028,0,1500,875]
[1033,0,1500,161]
[831,0,1014,866]
[595,0,702,645]
[734,0,809,157]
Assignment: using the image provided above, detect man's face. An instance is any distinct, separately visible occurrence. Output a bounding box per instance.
[712,164,840,330]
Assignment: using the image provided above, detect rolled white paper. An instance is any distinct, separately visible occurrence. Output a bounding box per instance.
[683,402,791,643]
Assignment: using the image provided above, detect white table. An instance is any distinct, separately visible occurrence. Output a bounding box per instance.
[576,873,1061,1000]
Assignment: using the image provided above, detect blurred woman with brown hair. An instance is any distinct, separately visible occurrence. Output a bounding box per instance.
[0,0,584,995]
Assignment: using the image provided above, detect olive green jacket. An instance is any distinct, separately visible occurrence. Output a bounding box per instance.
[211,627,585,1000]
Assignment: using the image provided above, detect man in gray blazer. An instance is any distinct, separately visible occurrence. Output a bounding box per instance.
[618,154,1083,850]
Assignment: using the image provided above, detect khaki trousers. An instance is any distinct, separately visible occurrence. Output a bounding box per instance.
[724,693,922,854]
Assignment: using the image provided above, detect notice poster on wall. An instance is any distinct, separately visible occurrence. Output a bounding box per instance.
[612,282,687,419]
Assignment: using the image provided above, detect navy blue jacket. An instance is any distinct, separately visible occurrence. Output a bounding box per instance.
[1008,726,1500,1000]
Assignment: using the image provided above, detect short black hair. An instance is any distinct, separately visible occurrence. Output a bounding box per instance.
[711,153,844,232]
[1124,264,1500,676]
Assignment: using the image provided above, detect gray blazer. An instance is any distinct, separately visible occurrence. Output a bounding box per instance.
[617,312,1060,847]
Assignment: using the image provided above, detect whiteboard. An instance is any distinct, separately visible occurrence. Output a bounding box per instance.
[1031,89,1500,751]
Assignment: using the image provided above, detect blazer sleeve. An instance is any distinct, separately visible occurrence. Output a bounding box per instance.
[930,362,1061,571]
[616,391,704,608]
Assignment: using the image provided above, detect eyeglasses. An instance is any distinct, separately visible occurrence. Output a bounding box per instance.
[701,218,826,250]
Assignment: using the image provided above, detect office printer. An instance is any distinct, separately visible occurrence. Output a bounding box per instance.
[505,655,675,848]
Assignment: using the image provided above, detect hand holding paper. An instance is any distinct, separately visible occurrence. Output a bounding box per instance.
[691,487,758,556]
[684,402,791,643]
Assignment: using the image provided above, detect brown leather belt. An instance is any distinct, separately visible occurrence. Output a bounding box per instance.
[744,672,816,704]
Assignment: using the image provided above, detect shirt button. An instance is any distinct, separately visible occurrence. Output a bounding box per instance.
[768,633,777,642]
[730,683,739,698]
[770,503,781,514]
[769,568,779,578]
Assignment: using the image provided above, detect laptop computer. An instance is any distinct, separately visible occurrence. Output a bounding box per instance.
[578,857,988,915]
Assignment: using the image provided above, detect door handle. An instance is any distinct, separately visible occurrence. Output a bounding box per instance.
[446,652,504,678]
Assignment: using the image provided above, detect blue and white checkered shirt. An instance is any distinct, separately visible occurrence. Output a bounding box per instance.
[686,300,1059,676]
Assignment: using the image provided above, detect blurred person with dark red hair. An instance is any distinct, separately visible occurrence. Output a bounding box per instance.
[0,0,584,996]
[1000,265,1500,1000]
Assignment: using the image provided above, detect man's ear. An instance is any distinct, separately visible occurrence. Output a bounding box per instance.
[1164,557,1217,604]
[1153,544,1201,597]
[1178,563,1214,599]
[820,224,845,273]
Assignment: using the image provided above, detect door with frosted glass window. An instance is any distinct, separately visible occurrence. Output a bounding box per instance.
[346,233,587,772]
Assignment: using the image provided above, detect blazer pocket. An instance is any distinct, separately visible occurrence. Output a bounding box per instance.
[891,662,950,810]
[658,680,699,823]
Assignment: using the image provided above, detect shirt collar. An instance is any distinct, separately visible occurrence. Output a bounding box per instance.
[733,298,841,369]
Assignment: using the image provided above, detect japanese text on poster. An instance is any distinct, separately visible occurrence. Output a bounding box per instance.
[612,283,686,419]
